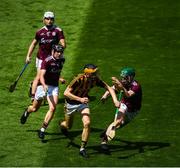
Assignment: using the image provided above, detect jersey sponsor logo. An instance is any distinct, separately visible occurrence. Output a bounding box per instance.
[40,38,53,44]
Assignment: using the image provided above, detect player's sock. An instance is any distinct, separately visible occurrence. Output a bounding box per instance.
[41,122,48,131]
[80,141,87,149]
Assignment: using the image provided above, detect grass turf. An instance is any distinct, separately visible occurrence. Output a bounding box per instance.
[0,0,180,166]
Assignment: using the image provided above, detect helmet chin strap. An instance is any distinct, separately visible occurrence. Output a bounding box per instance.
[46,25,53,30]
[121,76,132,86]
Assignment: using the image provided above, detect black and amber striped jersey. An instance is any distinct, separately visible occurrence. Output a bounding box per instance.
[66,73,106,104]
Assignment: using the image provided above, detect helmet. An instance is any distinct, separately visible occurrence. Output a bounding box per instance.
[52,44,64,53]
[43,11,55,19]
[83,64,98,74]
[120,67,135,77]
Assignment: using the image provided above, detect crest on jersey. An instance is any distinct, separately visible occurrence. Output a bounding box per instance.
[52,32,56,36]
[47,32,51,37]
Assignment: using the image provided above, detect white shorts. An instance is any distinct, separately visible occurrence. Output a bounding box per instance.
[47,85,59,97]
[35,85,46,100]
[65,103,89,115]
[36,58,43,70]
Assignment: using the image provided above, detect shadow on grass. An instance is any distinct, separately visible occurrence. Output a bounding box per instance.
[69,127,103,139]
[88,139,170,159]
[26,129,170,159]
[0,155,7,160]
[26,129,66,143]
[26,127,103,144]
[27,129,61,136]
[65,127,104,149]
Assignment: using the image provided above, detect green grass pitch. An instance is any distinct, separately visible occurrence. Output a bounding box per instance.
[0,0,180,166]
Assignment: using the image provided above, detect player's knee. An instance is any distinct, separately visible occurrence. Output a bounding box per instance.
[116,117,125,128]
[32,107,37,112]
[116,119,122,124]
[50,106,56,112]
[29,106,37,112]
[60,120,66,127]
[60,120,70,129]
[83,120,90,128]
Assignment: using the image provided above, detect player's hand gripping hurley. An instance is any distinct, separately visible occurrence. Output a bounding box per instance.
[9,63,28,92]
[106,91,123,141]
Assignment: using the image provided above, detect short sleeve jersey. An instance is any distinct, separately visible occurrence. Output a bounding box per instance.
[35,25,65,60]
[41,55,65,86]
[121,80,142,112]
[66,74,106,104]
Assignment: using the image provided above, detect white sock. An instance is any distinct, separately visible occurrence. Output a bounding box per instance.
[101,141,107,145]
[40,128,45,132]
[80,148,85,151]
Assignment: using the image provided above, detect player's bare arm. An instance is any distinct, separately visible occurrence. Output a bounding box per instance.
[112,76,122,88]
[59,39,66,48]
[101,90,110,101]
[39,69,48,93]
[112,76,135,97]
[26,39,38,63]
[104,83,120,108]
[59,77,66,84]
[122,87,135,98]
[101,85,115,102]
[64,86,89,104]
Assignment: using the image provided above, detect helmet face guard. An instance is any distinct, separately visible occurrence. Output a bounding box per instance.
[52,44,64,53]
[120,67,135,84]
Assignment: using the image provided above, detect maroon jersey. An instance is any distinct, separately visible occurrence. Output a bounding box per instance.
[41,56,65,86]
[35,25,65,60]
[121,80,142,112]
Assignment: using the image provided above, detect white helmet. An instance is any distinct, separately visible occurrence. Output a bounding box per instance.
[43,11,54,19]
